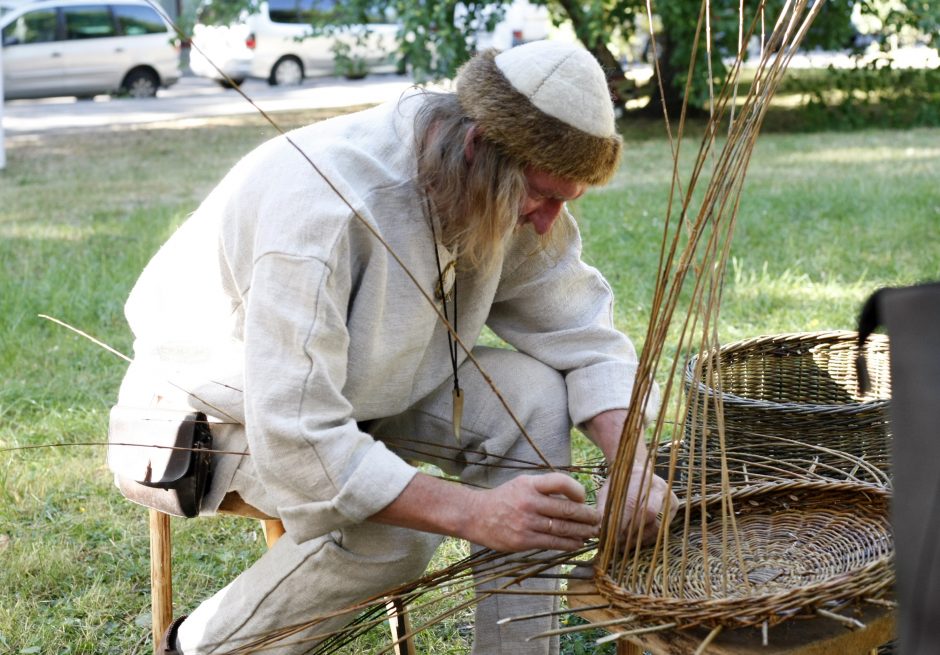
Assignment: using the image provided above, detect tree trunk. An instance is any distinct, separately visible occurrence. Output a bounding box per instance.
[589,43,633,112]
[642,30,685,118]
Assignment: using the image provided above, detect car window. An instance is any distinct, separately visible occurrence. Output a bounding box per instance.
[113,3,167,35]
[2,8,58,45]
[268,0,390,26]
[63,4,116,39]
[269,0,336,25]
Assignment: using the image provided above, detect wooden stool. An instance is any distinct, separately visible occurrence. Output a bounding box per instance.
[148,499,415,655]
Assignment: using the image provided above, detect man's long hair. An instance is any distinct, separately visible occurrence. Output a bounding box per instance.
[413,91,572,273]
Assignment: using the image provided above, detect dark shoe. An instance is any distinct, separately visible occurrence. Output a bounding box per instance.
[158,615,188,654]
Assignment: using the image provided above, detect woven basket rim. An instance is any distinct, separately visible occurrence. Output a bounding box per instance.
[684,330,891,412]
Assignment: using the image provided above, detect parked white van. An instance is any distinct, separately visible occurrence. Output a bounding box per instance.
[189,0,399,86]
[1,0,180,99]
[472,0,552,51]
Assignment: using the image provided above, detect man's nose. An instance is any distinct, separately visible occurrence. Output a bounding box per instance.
[529,200,564,235]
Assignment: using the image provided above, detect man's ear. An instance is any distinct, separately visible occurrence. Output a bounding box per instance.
[464,124,479,164]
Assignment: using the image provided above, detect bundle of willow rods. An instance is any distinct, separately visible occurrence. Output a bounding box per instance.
[596,0,894,631]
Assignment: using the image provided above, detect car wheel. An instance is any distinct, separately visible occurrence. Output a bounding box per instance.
[269,57,303,86]
[218,77,245,89]
[122,68,160,98]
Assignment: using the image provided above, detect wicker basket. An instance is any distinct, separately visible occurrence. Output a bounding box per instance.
[596,480,894,629]
[680,331,892,486]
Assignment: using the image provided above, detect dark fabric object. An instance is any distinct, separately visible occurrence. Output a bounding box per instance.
[108,406,213,518]
[158,615,188,654]
[858,281,940,655]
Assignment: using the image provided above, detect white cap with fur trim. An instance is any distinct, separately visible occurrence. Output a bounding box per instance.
[494,40,617,139]
[456,40,622,186]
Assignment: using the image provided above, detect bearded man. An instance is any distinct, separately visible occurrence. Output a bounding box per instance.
[118,39,675,655]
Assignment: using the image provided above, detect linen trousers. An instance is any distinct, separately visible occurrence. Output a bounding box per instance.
[177,347,572,655]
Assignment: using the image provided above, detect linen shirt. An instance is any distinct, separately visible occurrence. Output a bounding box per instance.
[119,91,645,544]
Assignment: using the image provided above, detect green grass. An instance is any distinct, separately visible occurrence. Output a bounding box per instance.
[1,96,938,653]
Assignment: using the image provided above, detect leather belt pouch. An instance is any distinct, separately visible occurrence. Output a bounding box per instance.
[108,405,213,518]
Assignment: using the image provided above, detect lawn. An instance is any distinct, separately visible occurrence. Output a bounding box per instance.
[0,95,938,654]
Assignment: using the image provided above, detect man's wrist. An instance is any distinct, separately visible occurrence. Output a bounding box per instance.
[584,408,627,463]
[370,472,478,540]
[584,408,653,467]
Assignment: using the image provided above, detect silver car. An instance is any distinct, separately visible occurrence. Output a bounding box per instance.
[1,0,180,99]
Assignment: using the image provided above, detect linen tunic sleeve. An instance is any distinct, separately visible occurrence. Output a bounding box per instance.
[241,235,417,544]
[487,217,658,427]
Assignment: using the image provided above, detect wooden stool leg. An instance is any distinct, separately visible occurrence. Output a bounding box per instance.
[386,597,415,655]
[150,509,173,655]
[261,518,286,549]
[617,639,641,655]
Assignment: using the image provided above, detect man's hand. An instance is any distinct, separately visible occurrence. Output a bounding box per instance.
[370,471,600,553]
[462,473,601,552]
[595,465,678,547]
[583,408,679,547]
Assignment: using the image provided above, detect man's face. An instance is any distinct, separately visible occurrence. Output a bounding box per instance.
[518,168,587,236]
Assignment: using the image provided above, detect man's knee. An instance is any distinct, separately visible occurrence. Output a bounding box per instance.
[465,348,572,475]
[336,523,443,582]
[473,348,569,426]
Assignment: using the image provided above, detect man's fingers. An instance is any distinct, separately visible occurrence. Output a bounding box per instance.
[532,472,586,503]
[537,534,589,552]
[526,474,603,544]
[539,513,599,539]
[532,515,595,551]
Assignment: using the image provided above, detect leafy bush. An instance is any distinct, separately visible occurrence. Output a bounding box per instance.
[331,39,371,79]
[779,58,940,129]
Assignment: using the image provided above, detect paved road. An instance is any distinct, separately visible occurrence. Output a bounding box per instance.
[1,73,424,136]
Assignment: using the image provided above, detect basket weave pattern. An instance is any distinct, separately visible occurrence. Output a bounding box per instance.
[682,331,892,483]
[596,481,893,629]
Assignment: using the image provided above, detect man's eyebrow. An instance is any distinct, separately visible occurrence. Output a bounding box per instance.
[530,184,585,202]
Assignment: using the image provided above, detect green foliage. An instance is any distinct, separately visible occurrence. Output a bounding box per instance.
[650,0,860,110]
[193,0,261,27]
[856,0,940,51]
[779,59,940,129]
[330,35,373,79]
[350,1,507,83]
[558,614,617,654]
